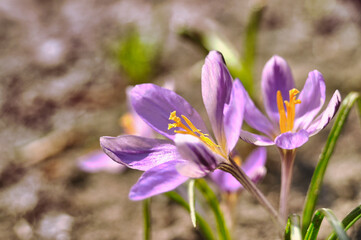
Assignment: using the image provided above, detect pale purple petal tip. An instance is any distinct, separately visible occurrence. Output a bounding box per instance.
[262,55,295,124]
[210,169,241,192]
[100,135,179,171]
[239,130,274,146]
[294,70,326,130]
[307,90,341,136]
[274,129,309,149]
[129,160,188,200]
[78,151,125,173]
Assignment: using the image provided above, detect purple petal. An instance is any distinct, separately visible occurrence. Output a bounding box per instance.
[100,135,180,171]
[125,86,154,138]
[129,160,188,200]
[241,82,276,137]
[174,134,224,177]
[202,51,233,149]
[131,84,209,140]
[239,130,274,146]
[210,169,241,192]
[78,151,125,173]
[242,147,267,183]
[262,56,295,124]
[274,130,309,149]
[223,79,245,152]
[307,90,341,136]
[294,70,326,130]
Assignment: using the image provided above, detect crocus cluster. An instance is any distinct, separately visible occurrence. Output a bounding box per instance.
[100,51,341,202]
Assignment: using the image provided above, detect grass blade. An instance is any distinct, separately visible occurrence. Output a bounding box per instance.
[165,191,215,240]
[305,208,350,240]
[188,179,197,227]
[143,198,151,240]
[196,179,231,240]
[302,92,361,235]
[327,204,361,240]
[285,217,291,240]
[241,2,266,96]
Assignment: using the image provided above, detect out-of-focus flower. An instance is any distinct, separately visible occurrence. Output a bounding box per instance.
[100,51,245,200]
[239,56,341,150]
[78,86,153,173]
[210,147,266,193]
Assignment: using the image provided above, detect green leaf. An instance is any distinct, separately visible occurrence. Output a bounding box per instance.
[302,92,361,235]
[327,204,361,240]
[165,191,215,240]
[304,208,350,240]
[188,179,197,227]
[241,2,266,96]
[196,179,231,240]
[285,217,292,240]
[143,198,151,240]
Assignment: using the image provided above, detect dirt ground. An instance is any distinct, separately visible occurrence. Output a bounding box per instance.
[0,0,360,239]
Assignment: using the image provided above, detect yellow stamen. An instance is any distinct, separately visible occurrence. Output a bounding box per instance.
[168,111,225,157]
[276,89,301,133]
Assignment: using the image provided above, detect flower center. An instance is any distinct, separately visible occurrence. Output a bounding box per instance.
[276,88,301,133]
[168,111,224,157]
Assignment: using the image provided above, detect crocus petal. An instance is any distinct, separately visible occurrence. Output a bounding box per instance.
[129,160,188,200]
[242,147,267,183]
[202,51,233,149]
[210,169,241,192]
[125,86,154,138]
[239,130,274,146]
[223,79,245,152]
[241,83,275,137]
[174,134,224,177]
[294,70,326,130]
[307,90,341,136]
[100,135,180,171]
[274,130,309,149]
[131,84,209,140]
[78,151,125,173]
[262,56,295,124]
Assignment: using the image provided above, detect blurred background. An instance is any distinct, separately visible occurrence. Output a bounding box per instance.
[0,0,360,239]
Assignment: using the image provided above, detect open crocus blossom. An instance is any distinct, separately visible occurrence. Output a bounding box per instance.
[239,55,341,150]
[210,147,267,193]
[100,51,245,200]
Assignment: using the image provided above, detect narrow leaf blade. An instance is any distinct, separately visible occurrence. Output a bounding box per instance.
[165,191,215,240]
[196,179,231,240]
[302,92,361,235]
[327,204,361,240]
[188,179,197,227]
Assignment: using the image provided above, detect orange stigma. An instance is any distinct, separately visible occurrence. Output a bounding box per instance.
[276,89,301,133]
[168,111,225,157]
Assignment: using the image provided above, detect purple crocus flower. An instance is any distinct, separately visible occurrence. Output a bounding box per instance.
[210,147,267,193]
[100,51,245,200]
[239,56,341,150]
[78,86,154,173]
